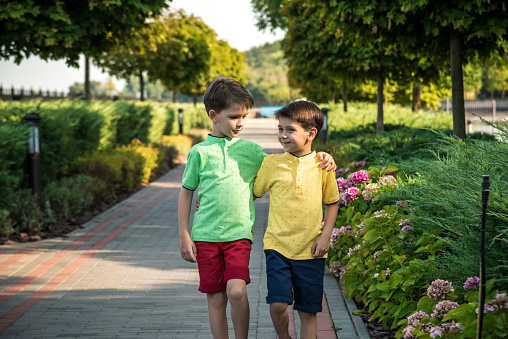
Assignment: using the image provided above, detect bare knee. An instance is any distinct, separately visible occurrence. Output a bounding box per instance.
[270,302,288,316]
[207,291,228,309]
[226,280,247,303]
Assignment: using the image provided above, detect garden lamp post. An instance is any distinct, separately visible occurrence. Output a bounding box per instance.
[320,108,328,144]
[178,108,184,134]
[476,174,490,339]
[24,112,42,196]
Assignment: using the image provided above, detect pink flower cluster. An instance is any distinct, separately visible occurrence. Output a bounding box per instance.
[477,293,508,313]
[347,170,370,184]
[336,177,352,191]
[396,200,408,207]
[347,244,361,257]
[407,311,426,327]
[345,187,360,200]
[427,279,454,300]
[431,300,459,319]
[463,276,480,290]
[362,183,379,201]
[401,225,414,232]
[373,249,388,261]
[330,226,350,246]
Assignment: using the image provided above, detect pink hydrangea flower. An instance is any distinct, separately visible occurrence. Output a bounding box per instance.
[362,183,379,201]
[347,244,361,257]
[427,279,454,300]
[344,187,361,201]
[336,177,353,192]
[330,227,346,246]
[407,311,427,327]
[463,276,480,290]
[431,300,459,319]
[403,325,415,339]
[348,170,370,184]
[396,200,408,207]
[429,326,444,338]
[401,225,414,232]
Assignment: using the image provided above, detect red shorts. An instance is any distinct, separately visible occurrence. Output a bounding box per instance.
[195,239,252,293]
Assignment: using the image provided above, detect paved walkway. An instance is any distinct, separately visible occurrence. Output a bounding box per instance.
[0,118,369,338]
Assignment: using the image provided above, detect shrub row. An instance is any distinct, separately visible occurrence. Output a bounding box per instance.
[0,100,210,194]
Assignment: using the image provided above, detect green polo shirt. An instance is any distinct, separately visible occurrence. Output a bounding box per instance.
[182,135,267,243]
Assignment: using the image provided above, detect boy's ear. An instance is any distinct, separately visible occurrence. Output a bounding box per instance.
[208,109,218,123]
[307,127,318,141]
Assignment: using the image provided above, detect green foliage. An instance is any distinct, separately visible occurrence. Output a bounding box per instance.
[381,131,508,290]
[0,122,28,193]
[0,0,169,66]
[1,189,43,236]
[41,175,94,225]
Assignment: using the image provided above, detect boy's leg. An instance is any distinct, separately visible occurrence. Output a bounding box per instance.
[223,239,252,339]
[292,258,325,339]
[297,310,317,339]
[226,278,249,339]
[265,250,294,339]
[270,302,290,339]
[207,291,229,339]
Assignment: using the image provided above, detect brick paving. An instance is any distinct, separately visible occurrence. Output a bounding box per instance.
[0,118,369,338]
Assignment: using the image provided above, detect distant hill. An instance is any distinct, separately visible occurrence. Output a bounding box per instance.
[244,41,299,106]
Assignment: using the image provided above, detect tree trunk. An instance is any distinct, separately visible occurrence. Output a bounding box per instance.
[342,81,348,112]
[173,90,178,103]
[193,94,198,106]
[376,72,384,134]
[450,29,466,139]
[139,72,145,101]
[84,56,91,101]
[412,84,422,113]
[330,87,335,105]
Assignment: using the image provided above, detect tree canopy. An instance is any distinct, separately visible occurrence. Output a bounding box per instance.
[0,0,169,67]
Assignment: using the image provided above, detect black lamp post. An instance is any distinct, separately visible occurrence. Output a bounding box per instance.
[24,112,42,196]
[320,108,328,144]
[476,174,490,339]
[178,108,184,134]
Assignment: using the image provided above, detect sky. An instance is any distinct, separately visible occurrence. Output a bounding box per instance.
[0,0,284,93]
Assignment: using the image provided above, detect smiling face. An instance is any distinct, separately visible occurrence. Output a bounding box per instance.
[209,104,249,138]
[277,116,317,157]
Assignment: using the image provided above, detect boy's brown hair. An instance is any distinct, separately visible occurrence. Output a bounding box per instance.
[275,101,324,138]
[203,77,255,115]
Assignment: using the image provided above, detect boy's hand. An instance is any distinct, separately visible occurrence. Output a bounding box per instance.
[195,199,200,211]
[311,235,330,258]
[316,152,337,172]
[180,234,197,263]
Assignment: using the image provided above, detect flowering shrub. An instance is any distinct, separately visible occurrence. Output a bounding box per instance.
[397,278,508,338]
[327,161,445,328]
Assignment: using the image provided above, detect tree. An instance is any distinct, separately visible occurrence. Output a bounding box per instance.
[0,0,169,66]
[94,21,166,101]
[146,10,212,103]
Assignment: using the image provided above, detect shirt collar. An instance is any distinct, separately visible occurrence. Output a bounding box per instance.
[284,151,316,163]
[207,134,234,144]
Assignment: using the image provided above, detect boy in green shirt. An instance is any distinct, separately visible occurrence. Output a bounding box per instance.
[178,77,335,339]
[253,101,340,339]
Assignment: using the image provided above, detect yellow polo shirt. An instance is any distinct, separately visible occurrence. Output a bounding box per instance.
[252,152,340,260]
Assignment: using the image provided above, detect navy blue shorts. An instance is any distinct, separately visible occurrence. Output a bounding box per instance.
[264,249,325,313]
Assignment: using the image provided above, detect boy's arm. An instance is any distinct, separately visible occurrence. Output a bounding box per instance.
[311,203,339,257]
[316,152,337,172]
[178,188,197,263]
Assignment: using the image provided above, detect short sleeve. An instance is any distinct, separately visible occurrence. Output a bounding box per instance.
[182,148,201,191]
[322,169,340,204]
[252,157,271,198]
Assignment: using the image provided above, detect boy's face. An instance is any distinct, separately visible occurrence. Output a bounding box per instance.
[277,116,317,157]
[209,104,249,138]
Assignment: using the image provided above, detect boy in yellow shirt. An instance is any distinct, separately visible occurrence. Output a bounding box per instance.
[253,101,340,339]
